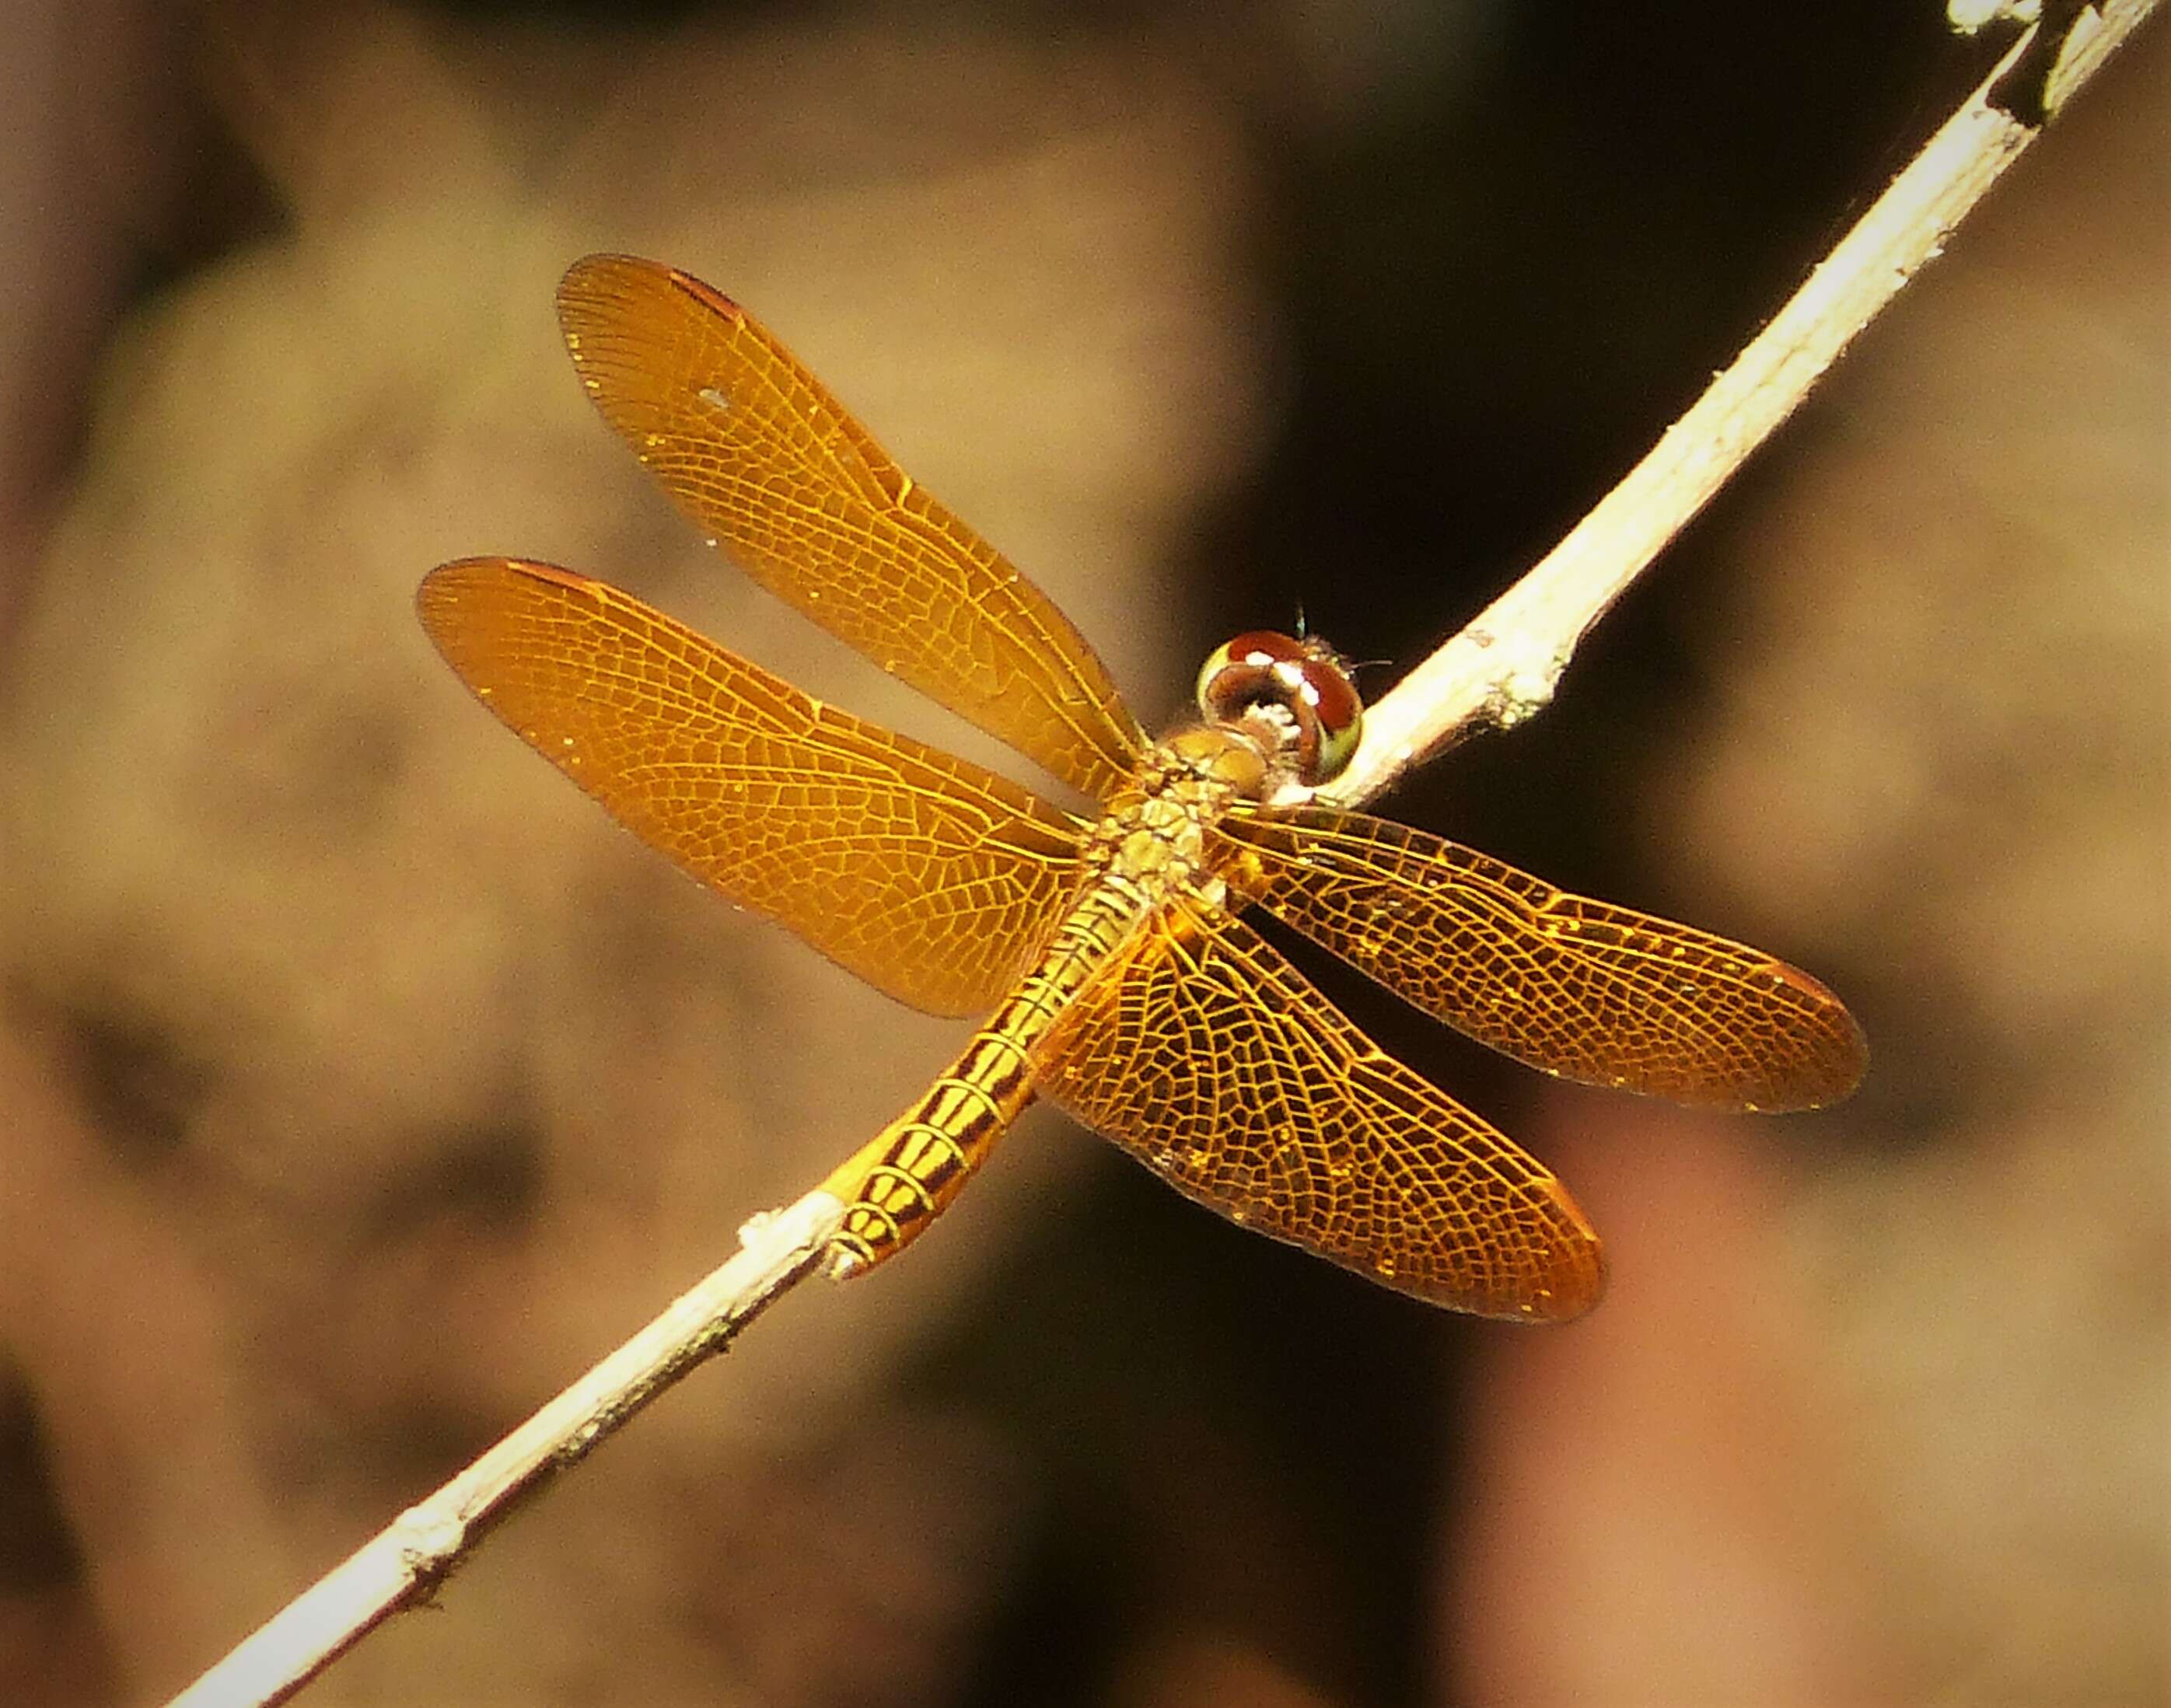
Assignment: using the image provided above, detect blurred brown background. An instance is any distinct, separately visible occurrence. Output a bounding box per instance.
[0,4,2162,1705]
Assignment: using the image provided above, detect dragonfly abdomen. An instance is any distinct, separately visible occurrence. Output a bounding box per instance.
[823,883,1145,1277]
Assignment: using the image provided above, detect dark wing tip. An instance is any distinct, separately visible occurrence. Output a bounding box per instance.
[1609,957,1869,1115]
[416,557,600,660]
[1809,991,1870,1105]
[1747,967,1870,1113]
[1514,1192,1609,1324]
[556,253,747,345]
[421,554,591,601]
[1413,1149,1608,1323]
[416,554,502,634]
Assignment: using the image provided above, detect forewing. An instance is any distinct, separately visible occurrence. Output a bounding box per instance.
[1033,897,1604,1321]
[419,557,1086,1017]
[1215,805,1867,1111]
[554,254,1146,802]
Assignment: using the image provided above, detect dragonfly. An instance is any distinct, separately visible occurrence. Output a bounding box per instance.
[418,255,1865,1322]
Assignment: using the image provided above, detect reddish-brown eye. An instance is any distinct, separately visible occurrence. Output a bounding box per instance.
[1195,630,1364,785]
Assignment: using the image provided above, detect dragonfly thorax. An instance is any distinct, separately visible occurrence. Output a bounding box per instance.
[1075,733,1258,917]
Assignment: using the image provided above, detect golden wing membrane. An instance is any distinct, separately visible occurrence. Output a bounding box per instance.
[554,254,1146,802]
[1215,805,1867,1112]
[1033,897,1605,1321]
[418,557,1087,1018]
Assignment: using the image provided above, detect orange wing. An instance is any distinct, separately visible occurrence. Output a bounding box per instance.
[1033,896,1605,1321]
[418,557,1086,1017]
[554,254,1146,803]
[1214,805,1866,1112]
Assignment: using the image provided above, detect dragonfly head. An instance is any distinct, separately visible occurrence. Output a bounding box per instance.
[1195,630,1364,791]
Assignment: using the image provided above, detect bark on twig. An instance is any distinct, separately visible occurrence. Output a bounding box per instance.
[164,1195,840,1708]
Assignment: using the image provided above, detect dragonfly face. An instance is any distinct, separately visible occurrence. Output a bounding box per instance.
[419,255,1865,1321]
[1192,629,1365,794]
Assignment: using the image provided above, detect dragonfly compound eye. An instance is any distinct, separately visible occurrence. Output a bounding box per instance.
[1195,630,1365,786]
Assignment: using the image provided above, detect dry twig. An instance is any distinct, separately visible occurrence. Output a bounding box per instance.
[1326,0,2153,805]
[166,6,2156,1703]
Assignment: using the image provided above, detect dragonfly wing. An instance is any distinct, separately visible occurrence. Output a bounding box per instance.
[1033,896,1604,1321]
[1215,805,1866,1112]
[419,557,1086,1018]
[554,254,1147,802]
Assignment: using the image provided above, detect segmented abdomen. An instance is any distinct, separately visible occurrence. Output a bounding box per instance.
[822,882,1142,1273]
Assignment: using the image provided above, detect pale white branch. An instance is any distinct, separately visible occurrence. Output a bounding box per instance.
[164,1193,842,1708]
